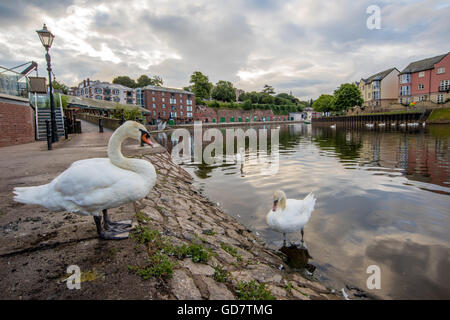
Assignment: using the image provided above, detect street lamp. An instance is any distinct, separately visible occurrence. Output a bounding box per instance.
[36,24,58,143]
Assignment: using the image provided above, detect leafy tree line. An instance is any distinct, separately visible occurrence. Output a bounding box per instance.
[112,74,163,88]
[313,83,363,114]
[185,71,308,114]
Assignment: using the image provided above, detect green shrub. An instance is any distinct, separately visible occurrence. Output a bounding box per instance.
[135,252,174,280]
[235,281,275,300]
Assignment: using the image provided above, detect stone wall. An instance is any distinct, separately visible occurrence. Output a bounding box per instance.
[0,96,35,148]
[194,106,289,123]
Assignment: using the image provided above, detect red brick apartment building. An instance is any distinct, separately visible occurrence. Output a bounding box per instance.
[398,52,450,104]
[137,85,195,124]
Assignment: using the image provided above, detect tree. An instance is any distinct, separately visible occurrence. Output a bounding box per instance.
[259,92,274,104]
[211,80,236,102]
[262,84,275,95]
[52,80,68,94]
[136,75,152,87]
[136,75,164,87]
[112,76,136,88]
[312,94,334,112]
[242,99,252,110]
[333,83,363,112]
[189,71,213,100]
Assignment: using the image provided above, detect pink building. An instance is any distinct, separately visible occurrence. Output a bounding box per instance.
[398,52,450,104]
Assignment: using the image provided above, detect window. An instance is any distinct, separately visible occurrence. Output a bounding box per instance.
[95,95,102,100]
[162,98,165,102]
[437,94,444,103]
[400,74,410,84]
[418,71,425,78]
[400,86,410,96]
[179,105,183,110]
[437,67,445,74]
[179,93,182,97]
[152,103,156,108]
[187,106,192,112]
[162,92,165,96]
[112,89,119,95]
[187,112,193,118]
[418,83,424,90]
[153,111,156,116]
[171,106,175,111]
[152,91,155,94]
[95,88,102,94]
[180,111,183,116]
[152,97,155,101]
[113,97,120,102]
[163,111,166,116]
[170,98,176,104]
[440,80,450,90]
[162,104,166,108]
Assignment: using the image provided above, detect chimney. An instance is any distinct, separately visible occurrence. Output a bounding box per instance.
[87,78,90,86]
[83,79,86,87]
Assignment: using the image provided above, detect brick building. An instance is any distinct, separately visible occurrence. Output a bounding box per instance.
[398,52,450,104]
[0,66,35,148]
[137,85,195,124]
[193,105,289,123]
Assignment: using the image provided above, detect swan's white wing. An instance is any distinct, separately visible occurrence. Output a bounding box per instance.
[50,158,141,212]
[279,194,316,231]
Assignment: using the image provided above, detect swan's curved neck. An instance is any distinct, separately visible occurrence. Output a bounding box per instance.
[279,196,287,211]
[108,126,129,168]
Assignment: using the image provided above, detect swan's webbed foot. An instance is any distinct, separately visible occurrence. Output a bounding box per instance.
[94,215,130,240]
[103,209,132,231]
[99,229,130,240]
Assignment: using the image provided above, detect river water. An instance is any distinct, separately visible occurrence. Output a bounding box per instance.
[155,123,450,299]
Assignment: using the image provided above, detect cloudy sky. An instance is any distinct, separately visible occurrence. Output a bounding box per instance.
[0,0,449,100]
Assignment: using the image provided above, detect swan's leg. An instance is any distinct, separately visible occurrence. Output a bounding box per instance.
[94,215,129,240]
[301,228,304,246]
[103,209,132,230]
[283,233,287,246]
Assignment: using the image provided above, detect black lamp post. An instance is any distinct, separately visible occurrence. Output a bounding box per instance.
[36,24,58,143]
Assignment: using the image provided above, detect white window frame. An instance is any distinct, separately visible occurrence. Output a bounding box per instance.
[418,71,425,78]
[418,83,424,90]
[437,67,445,74]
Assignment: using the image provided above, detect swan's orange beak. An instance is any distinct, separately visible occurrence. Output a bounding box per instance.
[272,200,278,212]
[141,132,153,147]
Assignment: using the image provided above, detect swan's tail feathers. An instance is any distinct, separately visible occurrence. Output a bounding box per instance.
[302,192,317,219]
[13,185,48,206]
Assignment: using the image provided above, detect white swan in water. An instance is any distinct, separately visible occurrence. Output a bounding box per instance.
[330,124,336,129]
[13,121,156,240]
[266,190,316,245]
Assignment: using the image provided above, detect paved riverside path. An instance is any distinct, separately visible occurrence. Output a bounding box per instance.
[0,120,347,300]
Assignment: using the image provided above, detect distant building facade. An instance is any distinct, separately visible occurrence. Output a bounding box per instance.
[137,85,195,124]
[75,79,136,105]
[358,67,399,110]
[398,52,450,104]
[193,106,289,123]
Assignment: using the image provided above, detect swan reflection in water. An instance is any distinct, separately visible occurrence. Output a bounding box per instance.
[280,243,315,273]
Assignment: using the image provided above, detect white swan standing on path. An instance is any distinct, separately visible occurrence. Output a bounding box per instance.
[13,121,157,240]
[266,190,316,245]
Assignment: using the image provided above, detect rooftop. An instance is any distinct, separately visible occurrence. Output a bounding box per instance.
[65,94,151,114]
[399,53,448,75]
[140,85,193,95]
[363,67,399,83]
